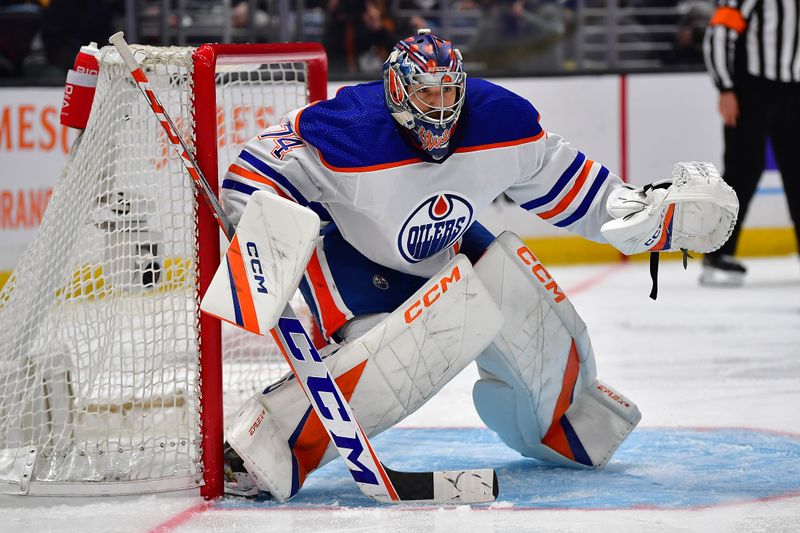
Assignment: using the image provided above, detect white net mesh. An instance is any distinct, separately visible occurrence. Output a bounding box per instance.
[0,45,313,495]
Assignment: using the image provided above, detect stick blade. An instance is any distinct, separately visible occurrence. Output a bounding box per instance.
[432,468,498,504]
[382,466,498,504]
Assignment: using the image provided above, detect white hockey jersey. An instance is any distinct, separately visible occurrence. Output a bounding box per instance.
[221,78,622,278]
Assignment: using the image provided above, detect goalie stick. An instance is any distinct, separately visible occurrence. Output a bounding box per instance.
[109,32,498,504]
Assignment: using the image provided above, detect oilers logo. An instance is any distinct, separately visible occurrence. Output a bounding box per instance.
[398,193,473,263]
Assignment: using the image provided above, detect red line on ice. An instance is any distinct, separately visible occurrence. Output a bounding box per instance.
[565,261,627,295]
[147,501,213,532]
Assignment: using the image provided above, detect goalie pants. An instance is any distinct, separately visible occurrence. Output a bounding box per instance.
[714,75,800,258]
[297,221,496,341]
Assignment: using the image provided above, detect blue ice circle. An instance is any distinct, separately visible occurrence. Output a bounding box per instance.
[219,427,800,510]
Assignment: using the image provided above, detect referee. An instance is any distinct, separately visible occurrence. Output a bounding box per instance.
[702,0,800,286]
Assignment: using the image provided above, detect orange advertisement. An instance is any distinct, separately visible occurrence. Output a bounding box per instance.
[0,88,77,269]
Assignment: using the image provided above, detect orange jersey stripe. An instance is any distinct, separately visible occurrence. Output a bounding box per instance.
[318,152,424,173]
[305,249,348,338]
[541,339,581,460]
[226,234,260,332]
[294,99,542,172]
[293,100,321,140]
[317,132,545,173]
[227,164,289,199]
[709,6,747,33]
[538,159,594,220]
[454,130,545,154]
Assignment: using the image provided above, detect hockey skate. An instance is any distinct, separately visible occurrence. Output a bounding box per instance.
[223,443,260,498]
[699,254,746,287]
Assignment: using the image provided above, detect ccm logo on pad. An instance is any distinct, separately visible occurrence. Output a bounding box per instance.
[246,241,269,294]
[516,246,565,303]
[403,265,462,324]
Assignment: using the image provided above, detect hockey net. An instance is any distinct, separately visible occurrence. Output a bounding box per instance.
[0,43,326,497]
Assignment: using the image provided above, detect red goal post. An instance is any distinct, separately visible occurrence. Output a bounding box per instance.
[194,43,328,499]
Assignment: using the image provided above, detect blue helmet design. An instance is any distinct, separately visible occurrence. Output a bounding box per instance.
[383,29,466,160]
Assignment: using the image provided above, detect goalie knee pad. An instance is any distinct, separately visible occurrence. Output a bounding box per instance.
[472,232,641,468]
[227,256,504,501]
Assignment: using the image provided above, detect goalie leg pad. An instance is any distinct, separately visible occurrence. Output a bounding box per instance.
[472,232,641,468]
[228,256,504,501]
[226,342,369,501]
[473,371,640,468]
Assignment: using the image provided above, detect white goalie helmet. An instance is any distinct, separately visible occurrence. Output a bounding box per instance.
[383,29,466,160]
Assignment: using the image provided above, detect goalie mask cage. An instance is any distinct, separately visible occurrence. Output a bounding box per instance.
[0,43,326,499]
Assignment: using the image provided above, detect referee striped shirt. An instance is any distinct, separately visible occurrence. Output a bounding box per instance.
[703,0,800,90]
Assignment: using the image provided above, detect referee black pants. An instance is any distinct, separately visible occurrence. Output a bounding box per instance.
[713,75,800,257]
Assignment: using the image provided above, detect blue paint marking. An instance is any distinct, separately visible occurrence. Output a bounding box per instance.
[217,427,800,510]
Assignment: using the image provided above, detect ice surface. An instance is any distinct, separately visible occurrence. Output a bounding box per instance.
[1,256,798,532]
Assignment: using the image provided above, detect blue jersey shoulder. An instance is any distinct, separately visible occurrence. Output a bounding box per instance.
[297,81,417,169]
[457,78,542,149]
[296,79,543,170]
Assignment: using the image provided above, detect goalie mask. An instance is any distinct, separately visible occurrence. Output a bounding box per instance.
[383,29,466,160]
